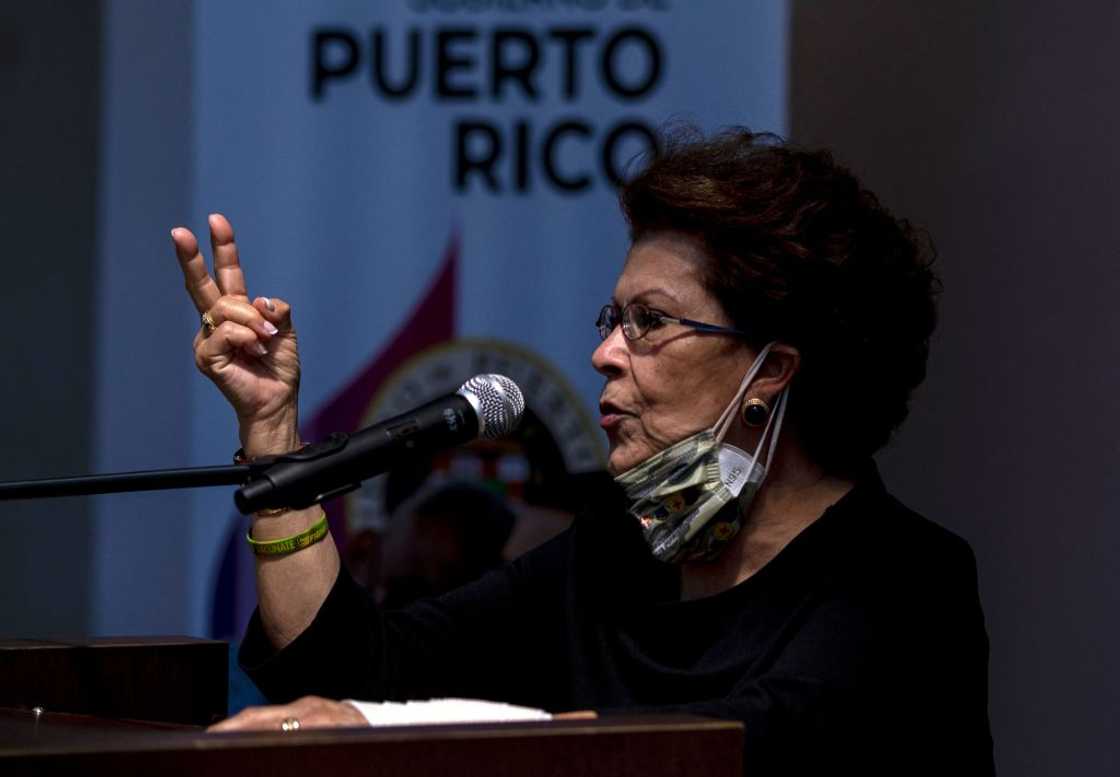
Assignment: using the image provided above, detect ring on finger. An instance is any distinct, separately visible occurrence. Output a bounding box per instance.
[280,717,301,732]
[201,312,217,337]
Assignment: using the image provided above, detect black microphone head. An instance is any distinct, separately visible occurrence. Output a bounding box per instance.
[457,374,524,439]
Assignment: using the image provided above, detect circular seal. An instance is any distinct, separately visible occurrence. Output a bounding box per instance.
[342,337,605,535]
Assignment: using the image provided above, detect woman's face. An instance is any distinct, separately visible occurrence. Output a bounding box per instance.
[592,232,756,475]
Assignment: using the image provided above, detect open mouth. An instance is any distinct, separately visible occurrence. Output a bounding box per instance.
[598,400,629,429]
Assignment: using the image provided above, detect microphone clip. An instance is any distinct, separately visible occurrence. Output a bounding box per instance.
[238,433,351,474]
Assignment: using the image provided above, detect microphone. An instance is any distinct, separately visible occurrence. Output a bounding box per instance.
[234,374,525,515]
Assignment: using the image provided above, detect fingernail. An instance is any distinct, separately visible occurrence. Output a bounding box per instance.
[254,342,268,356]
[264,298,275,311]
[170,228,179,239]
[263,322,279,336]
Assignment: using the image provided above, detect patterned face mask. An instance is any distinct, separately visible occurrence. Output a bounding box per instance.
[613,342,789,564]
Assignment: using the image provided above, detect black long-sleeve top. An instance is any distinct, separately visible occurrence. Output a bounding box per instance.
[241,467,994,775]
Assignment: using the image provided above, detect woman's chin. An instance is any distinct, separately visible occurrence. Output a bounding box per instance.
[606,446,644,477]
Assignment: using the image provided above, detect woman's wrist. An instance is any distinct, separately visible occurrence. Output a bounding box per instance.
[238,405,310,525]
[239,407,301,458]
[249,506,327,541]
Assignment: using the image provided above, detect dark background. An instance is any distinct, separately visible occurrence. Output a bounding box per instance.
[2,2,1117,773]
[790,4,1119,773]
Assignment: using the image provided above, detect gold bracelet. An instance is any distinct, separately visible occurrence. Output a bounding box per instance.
[233,442,309,464]
[246,512,329,557]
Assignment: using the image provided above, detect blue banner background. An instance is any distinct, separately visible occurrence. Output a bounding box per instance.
[93,0,788,639]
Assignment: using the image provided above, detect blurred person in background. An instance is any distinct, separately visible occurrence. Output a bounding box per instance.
[344,412,584,603]
[365,481,517,609]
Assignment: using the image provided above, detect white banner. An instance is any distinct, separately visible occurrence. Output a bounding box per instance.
[94,0,788,651]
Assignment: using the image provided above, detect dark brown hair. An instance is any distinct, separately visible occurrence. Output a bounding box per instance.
[620,128,939,473]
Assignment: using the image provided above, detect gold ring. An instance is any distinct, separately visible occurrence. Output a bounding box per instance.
[280,717,301,732]
[201,312,217,337]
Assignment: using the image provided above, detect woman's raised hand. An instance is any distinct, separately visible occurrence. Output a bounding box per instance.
[171,214,302,457]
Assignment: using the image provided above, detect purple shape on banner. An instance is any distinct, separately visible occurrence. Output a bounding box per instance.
[210,233,458,640]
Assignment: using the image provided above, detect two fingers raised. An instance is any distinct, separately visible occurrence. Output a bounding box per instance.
[172,214,292,359]
[172,213,264,313]
[171,215,235,314]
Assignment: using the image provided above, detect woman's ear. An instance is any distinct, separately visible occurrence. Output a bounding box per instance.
[751,343,800,401]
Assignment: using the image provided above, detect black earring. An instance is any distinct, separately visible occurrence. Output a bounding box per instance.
[742,397,770,428]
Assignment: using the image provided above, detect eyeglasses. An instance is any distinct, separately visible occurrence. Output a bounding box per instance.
[595,302,749,342]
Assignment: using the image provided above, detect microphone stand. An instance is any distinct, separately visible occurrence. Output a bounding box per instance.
[0,464,252,501]
[0,434,352,514]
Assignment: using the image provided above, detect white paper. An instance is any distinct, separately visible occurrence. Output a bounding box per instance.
[343,697,552,727]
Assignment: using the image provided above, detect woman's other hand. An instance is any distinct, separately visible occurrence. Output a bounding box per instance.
[207,696,368,733]
[171,213,301,456]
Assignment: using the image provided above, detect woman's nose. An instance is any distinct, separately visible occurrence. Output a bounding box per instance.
[591,326,627,377]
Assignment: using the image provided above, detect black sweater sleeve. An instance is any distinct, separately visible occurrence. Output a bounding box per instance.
[240,531,571,705]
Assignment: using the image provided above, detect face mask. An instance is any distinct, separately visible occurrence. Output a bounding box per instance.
[613,342,789,564]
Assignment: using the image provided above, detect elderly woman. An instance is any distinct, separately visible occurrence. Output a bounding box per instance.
[171,130,993,774]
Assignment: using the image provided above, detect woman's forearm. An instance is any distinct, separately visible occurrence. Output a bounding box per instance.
[252,506,342,650]
[242,415,339,651]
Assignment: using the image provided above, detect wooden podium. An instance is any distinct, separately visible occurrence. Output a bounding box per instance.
[0,637,227,726]
[0,638,744,776]
[0,709,743,776]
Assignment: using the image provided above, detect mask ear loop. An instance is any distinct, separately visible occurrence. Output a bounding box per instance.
[759,387,788,473]
[711,340,789,492]
[712,342,775,443]
[721,387,788,512]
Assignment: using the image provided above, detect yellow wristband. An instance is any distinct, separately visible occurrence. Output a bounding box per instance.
[246,512,329,557]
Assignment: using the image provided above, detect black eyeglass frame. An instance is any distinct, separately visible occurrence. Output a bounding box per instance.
[595,302,750,342]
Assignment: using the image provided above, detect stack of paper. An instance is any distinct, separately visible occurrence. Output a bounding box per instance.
[343,698,552,727]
